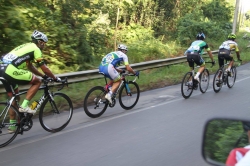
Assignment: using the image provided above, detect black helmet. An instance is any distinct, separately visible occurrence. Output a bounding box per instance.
[31,30,48,42]
[196,32,206,40]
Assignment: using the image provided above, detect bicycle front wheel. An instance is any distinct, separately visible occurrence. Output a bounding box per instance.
[119,81,140,110]
[213,69,223,93]
[83,86,108,118]
[0,102,20,148]
[181,72,193,99]
[199,69,210,93]
[39,92,73,133]
[227,66,237,88]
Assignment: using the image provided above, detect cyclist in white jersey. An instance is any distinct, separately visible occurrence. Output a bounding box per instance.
[218,33,242,72]
[99,44,139,104]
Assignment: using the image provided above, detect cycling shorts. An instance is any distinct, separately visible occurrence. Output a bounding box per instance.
[99,64,121,82]
[186,53,205,68]
[218,48,233,67]
[0,64,33,92]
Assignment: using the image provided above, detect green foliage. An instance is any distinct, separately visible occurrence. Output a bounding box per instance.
[202,0,234,23]
[204,119,247,163]
[0,0,237,72]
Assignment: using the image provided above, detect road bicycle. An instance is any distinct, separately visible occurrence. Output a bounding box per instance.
[83,71,140,118]
[212,60,241,93]
[181,62,214,99]
[0,77,73,148]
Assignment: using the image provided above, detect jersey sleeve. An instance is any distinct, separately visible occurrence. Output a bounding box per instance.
[33,47,45,66]
[121,53,129,65]
[204,42,211,51]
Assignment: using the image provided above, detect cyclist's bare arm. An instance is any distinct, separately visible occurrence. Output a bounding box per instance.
[27,61,44,77]
[236,51,241,60]
[40,64,57,79]
[207,50,214,62]
[125,65,136,75]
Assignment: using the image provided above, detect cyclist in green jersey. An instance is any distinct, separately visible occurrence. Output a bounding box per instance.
[0,30,61,131]
[185,32,215,82]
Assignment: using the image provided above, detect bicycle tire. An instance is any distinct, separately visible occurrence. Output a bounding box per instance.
[83,86,108,118]
[0,102,20,148]
[227,66,237,88]
[181,72,194,99]
[39,92,73,133]
[199,69,210,93]
[213,69,223,93]
[119,81,140,110]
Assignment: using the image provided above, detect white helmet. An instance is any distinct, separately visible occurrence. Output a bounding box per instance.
[31,30,48,42]
[118,44,128,51]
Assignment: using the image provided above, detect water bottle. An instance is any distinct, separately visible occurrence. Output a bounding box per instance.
[30,101,38,110]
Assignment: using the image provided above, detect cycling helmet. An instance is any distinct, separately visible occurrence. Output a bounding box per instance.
[228,33,236,40]
[31,30,48,42]
[196,32,206,40]
[118,44,128,51]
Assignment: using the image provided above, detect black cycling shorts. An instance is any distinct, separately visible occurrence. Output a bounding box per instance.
[218,49,233,67]
[186,53,205,68]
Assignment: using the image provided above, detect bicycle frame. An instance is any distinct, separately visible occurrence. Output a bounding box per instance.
[0,77,67,132]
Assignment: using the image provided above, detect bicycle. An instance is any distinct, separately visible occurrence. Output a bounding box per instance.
[181,62,214,99]
[212,60,241,93]
[83,71,140,118]
[0,77,73,148]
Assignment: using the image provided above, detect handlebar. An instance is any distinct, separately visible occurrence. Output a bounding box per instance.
[43,77,68,91]
[120,71,139,82]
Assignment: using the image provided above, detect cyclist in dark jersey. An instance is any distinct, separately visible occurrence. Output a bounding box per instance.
[185,32,215,82]
[0,30,60,132]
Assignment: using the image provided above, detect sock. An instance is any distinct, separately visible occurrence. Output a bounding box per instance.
[227,67,231,71]
[9,119,16,130]
[109,91,113,95]
[21,99,30,108]
[195,72,200,78]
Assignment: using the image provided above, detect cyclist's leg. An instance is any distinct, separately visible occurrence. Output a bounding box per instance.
[0,65,19,131]
[4,65,41,113]
[194,54,205,81]
[186,54,194,83]
[107,64,121,94]
[226,54,234,71]
[218,54,225,78]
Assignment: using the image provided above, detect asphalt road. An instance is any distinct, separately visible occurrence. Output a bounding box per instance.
[1,63,250,166]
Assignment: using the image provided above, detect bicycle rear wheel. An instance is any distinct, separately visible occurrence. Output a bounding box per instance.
[213,69,223,93]
[119,81,140,110]
[181,72,194,99]
[227,66,237,88]
[0,102,20,148]
[39,92,73,133]
[199,69,210,93]
[83,86,108,118]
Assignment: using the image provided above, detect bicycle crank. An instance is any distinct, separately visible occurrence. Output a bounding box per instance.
[109,98,116,107]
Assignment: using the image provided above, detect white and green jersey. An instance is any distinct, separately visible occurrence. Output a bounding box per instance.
[100,51,129,67]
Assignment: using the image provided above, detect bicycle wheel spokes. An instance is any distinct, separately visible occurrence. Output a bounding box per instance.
[213,69,223,93]
[83,86,108,118]
[39,93,73,132]
[119,81,140,110]
[181,72,193,99]
[0,103,20,148]
[199,69,210,93]
[227,66,237,88]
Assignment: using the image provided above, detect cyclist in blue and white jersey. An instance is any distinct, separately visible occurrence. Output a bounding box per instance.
[99,44,139,104]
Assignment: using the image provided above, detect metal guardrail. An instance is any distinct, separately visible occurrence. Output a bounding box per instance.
[0,50,219,93]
